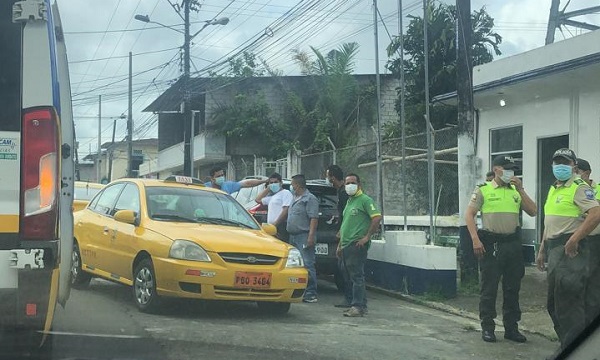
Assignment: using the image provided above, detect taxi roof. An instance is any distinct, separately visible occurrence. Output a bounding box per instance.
[110,177,227,194]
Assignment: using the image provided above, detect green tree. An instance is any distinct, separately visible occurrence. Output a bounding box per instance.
[210,52,292,158]
[289,42,373,151]
[385,1,502,137]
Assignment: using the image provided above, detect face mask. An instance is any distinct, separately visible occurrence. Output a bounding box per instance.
[553,164,573,181]
[269,183,281,193]
[215,176,225,186]
[345,184,358,196]
[500,169,514,184]
[290,184,295,194]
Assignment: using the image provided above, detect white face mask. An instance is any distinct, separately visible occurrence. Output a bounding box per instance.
[500,169,514,184]
[345,184,358,196]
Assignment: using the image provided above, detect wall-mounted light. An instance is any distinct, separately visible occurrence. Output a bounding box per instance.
[499,99,507,107]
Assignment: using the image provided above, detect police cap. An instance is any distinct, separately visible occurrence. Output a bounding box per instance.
[552,148,577,163]
[576,158,591,172]
[492,155,519,170]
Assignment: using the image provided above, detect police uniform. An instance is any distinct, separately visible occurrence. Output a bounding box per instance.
[469,178,525,336]
[544,175,599,347]
[582,174,600,326]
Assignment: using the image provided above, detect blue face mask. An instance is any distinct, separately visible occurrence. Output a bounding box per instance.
[552,164,573,181]
[269,183,281,193]
[215,176,225,186]
[290,184,295,194]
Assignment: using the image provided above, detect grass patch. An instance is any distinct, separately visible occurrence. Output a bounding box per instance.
[458,278,480,296]
[417,286,451,302]
[462,324,477,332]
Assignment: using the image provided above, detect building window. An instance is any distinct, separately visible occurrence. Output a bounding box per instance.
[490,126,523,176]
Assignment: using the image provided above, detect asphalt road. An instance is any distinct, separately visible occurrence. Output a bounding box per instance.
[15,278,558,360]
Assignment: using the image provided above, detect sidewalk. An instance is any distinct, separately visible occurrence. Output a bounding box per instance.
[367,266,558,341]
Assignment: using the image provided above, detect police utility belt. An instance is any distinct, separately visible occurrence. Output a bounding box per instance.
[477,229,521,257]
[545,233,585,251]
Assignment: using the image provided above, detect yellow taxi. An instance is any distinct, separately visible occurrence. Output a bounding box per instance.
[71,176,307,314]
[73,181,104,212]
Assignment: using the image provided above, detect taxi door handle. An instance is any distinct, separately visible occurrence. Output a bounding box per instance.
[103,226,109,234]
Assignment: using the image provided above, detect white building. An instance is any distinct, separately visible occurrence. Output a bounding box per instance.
[437,30,600,259]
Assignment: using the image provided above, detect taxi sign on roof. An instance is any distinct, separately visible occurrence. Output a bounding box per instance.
[164,175,204,186]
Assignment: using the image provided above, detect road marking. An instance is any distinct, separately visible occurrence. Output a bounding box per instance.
[41,330,143,339]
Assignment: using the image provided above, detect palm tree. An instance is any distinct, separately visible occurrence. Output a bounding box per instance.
[290,42,369,151]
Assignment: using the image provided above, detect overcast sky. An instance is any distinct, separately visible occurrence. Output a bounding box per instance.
[58,0,599,157]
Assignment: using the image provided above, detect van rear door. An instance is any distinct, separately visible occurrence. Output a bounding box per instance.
[0,0,23,263]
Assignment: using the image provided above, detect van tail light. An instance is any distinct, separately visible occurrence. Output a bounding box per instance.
[20,107,60,240]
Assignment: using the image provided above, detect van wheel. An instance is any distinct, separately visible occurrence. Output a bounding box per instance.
[71,243,91,289]
[133,258,161,313]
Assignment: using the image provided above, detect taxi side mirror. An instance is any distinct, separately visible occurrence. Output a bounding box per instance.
[114,210,138,226]
[261,223,277,236]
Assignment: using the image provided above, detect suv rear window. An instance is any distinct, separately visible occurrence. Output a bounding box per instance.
[0,1,22,132]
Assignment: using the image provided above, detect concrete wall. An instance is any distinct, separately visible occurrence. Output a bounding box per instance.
[367,231,457,297]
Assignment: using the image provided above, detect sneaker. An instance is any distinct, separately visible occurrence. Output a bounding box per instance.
[343,306,364,317]
[303,297,318,303]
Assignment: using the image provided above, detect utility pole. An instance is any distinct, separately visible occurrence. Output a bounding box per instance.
[373,0,385,235]
[97,95,101,183]
[457,0,478,283]
[398,0,407,231]
[108,118,117,181]
[423,0,434,243]
[182,0,193,177]
[127,51,133,177]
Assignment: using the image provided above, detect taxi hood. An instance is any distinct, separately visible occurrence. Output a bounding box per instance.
[149,222,291,257]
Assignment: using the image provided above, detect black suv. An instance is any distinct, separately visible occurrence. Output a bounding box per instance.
[232,178,344,290]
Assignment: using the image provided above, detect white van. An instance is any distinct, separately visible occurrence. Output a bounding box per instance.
[0,0,74,350]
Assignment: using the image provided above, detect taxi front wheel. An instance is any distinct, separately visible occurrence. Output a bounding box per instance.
[71,242,91,289]
[257,301,291,315]
[133,258,162,313]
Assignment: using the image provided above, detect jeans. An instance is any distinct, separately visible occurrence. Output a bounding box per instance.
[341,244,368,309]
[289,233,317,298]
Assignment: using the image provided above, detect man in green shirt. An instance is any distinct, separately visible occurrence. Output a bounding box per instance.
[337,173,382,317]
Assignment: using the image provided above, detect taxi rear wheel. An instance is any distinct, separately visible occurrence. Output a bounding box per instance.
[256,301,291,315]
[71,242,91,289]
[133,258,161,313]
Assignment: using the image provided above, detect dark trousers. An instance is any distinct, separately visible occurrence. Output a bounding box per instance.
[340,244,368,309]
[547,234,590,348]
[478,231,525,332]
[586,235,600,326]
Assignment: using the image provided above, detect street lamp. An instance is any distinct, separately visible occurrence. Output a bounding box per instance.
[135,10,229,177]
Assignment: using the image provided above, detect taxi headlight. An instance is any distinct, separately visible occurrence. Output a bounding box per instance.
[285,248,304,268]
[169,240,211,262]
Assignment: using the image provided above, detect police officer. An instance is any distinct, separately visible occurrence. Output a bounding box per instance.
[575,158,600,326]
[536,149,600,350]
[465,155,537,343]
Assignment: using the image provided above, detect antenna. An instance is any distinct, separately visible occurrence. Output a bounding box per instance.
[545,0,600,44]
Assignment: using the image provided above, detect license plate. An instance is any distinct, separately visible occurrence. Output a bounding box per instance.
[315,243,328,255]
[234,272,272,288]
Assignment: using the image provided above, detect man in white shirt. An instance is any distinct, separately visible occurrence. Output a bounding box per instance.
[256,173,293,241]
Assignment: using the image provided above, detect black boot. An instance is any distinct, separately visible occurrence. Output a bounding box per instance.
[482,329,496,342]
[504,328,527,343]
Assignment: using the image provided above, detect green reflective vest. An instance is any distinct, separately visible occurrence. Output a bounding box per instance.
[544,178,587,218]
[479,182,521,214]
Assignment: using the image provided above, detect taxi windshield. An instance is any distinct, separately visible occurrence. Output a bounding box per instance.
[145,186,260,230]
